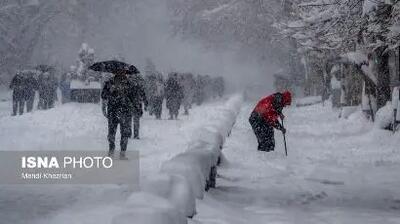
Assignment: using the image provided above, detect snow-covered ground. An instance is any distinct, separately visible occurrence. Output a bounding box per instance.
[2,95,400,224]
[0,96,230,224]
[192,102,400,224]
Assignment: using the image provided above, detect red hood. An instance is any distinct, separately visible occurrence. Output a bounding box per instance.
[282,91,292,106]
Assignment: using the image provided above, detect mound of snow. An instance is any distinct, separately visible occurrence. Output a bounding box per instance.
[112,192,187,224]
[141,174,196,217]
[375,102,393,129]
[296,96,322,107]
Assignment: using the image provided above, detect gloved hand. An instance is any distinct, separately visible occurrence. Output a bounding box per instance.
[275,122,286,134]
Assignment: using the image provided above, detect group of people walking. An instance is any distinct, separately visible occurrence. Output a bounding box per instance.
[99,62,225,159]
[9,70,60,116]
[9,59,225,159]
[144,70,224,120]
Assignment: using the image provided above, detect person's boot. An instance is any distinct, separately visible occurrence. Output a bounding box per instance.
[119,151,128,160]
[108,141,115,157]
[108,149,115,157]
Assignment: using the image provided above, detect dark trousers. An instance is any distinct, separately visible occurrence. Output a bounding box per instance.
[38,92,55,110]
[108,113,132,151]
[25,93,35,112]
[153,96,163,119]
[132,114,140,138]
[249,112,275,152]
[12,98,24,116]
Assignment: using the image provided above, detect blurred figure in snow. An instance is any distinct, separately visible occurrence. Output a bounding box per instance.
[60,72,72,104]
[194,74,206,106]
[165,72,184,120]
[9,72,25,116]
[152,72,165,119]
[37,72,58,110]
[22,70,38,113]
[128,72,148,139]
[179,73,196,115]
[249,91,292,152]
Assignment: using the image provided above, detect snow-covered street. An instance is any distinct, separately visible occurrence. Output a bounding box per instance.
[2,0,400,222]
[192,102,400,224]
[0,98,229,224]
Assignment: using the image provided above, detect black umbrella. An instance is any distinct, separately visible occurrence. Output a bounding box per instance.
[89,60,139,75]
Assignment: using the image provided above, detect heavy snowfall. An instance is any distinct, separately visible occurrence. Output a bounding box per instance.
[0,1,400,224]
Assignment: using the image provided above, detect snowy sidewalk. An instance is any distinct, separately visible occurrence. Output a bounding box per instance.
[192,102,400,224]
[0,98,231,224]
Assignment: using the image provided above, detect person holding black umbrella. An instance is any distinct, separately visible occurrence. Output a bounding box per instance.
[92,61,139,159]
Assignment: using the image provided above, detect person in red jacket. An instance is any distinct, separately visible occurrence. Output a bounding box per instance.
[249,91,292,152]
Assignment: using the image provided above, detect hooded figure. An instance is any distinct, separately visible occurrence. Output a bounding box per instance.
[249,91,292,152]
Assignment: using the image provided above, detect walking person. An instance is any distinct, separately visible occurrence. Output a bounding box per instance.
[165,73,184,120]
[23,71,38,112]
[97,61,140,159]
[9,72,25,116]
[180,73,195,115]
[38,72,57,110]
[129,73,148,139]
[60,72,72,104]
[152,74,164,119]
[249,91,292,152]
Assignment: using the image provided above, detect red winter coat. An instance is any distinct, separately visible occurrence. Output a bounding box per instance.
[253,91,292,126]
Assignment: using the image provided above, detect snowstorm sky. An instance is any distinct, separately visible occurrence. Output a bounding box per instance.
[30,0,278,93]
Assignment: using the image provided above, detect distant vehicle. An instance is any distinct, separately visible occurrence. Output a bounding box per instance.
[70,77,102,103]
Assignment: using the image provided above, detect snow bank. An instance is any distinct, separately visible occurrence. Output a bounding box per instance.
[157,94,243,215]
[141,174,196,217]
[112,192,187,224]
[340,106,359,119]
[375,102,393,129]
[295,96,322,107]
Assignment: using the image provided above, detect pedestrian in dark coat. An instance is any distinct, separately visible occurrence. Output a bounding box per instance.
[129,73,148,139]
[194,75,205,106]
[37,72,57,110]
[9,72,25,116]
[101,71,136,158]
[165,73,184,120]
[23,71,38,112]
[60,72,71,104]
[249,91,292,152]
[152,74,164,119]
